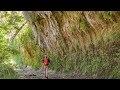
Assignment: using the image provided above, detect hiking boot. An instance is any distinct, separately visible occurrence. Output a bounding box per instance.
[45,76,48,79]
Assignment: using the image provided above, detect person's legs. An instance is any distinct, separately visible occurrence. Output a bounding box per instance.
[43,65,48,79]
[46,66,48,78]
[43,65,46,77]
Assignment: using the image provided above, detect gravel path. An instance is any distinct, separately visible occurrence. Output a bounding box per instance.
[15,66,93,79]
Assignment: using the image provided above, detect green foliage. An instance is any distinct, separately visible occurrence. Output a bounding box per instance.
[0,11,25,34]
[70,26,75,32]
[48,41,120,78]
[0,11,26,63]
[80,19,89,32]
[1,11,120,79]
[102,11,113,20]
[20,25,34,44]
[110,29,120,42]
[0,11,27,78]
[104,11,112,17]
[0,64,18,79]
[0,33,10,63]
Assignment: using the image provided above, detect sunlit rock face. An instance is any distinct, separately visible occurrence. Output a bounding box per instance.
[22,11,120,55]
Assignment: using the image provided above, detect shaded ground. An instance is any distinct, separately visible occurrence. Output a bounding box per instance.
[15,66,97,79]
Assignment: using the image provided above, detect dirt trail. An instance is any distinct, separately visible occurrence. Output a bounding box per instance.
[15,66,89,79]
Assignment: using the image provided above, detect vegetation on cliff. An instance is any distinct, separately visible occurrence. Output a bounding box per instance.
[1,11,120,79]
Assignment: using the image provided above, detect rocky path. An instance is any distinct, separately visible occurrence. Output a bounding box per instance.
[15,66,89,79]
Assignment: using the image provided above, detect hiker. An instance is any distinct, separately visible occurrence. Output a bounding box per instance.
[42,55,50,79]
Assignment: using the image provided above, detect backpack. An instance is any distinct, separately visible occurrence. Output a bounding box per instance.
[44,57,49,65]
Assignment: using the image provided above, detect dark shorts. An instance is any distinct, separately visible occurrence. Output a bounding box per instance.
[44,64,48,66]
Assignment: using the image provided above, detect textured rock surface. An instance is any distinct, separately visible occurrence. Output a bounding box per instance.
[22,11,120,55]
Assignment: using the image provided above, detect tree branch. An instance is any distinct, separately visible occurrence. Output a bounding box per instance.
[10,21,27,43]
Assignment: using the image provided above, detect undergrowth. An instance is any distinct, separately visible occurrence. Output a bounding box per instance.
[0,64,18,79]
